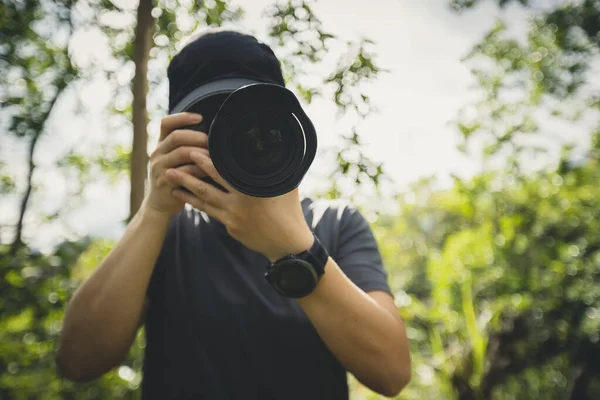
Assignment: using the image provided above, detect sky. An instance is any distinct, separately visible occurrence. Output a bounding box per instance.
[1,0,535,250]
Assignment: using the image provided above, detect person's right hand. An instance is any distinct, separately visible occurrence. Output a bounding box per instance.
[142,112,209,218]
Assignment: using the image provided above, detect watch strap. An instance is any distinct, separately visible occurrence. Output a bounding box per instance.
[265,233,329,298]
[305,234,329,276]
[269,233,329,274]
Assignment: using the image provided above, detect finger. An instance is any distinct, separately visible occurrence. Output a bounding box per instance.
[157,147,210,170]
[156,129,208,155]
[166,169,228,207]
[159,113,203,142]
[190,151,234,192]
[175,164,207,178]
[171,188,225,222]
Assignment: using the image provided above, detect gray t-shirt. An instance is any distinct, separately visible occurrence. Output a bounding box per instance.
[142,197,392,400]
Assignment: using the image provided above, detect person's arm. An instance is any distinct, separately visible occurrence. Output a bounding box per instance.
[297,260,411,397]
[56,206,171,381]
[296,204,410,397]
[264,212,411,397]
[56,111,207,382]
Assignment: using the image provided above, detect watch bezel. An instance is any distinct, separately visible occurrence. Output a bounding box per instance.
[266,257,318,298]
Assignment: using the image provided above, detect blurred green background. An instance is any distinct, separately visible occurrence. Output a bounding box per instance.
[2,0,600,398]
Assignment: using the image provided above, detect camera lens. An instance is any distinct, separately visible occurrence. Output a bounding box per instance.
[207,83,317,197]
[229,111,296,177]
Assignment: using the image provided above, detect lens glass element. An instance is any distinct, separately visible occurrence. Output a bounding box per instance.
[229,111,296,177]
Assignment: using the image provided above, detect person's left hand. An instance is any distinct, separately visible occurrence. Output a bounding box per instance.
[165,150,314,262]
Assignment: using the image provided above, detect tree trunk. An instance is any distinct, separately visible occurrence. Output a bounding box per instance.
[567,364,590,400]
[129,0,154,219]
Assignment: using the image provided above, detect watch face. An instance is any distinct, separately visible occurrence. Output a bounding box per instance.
[272,259,317,298]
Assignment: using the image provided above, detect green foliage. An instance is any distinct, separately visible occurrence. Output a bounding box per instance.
[450,0,531,11]
[0,0,85,245]
[0,175,16,195]
[379,135,600,398]
[0,0,77,135]
[0,238,150,399]
[95,145,134,183]
[377,1,600,398]
[452,0,599,168]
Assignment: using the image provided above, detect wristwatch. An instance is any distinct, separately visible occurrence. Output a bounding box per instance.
[265,233,329,298]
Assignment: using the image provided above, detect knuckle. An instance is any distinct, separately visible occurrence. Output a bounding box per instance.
[160,118,169,133]
[149,160,159,173]
[184,146,194,157]
[156,176,167,187]
[170,130,184,145]
[196,183,207,197]
[160,118,169,136]
[173,146,186,159]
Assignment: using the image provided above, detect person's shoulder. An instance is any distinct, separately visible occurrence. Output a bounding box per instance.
[301,196,359,223]
[302,196,354,210]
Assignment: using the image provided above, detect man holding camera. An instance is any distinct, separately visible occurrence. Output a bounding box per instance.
[57,30,410,399]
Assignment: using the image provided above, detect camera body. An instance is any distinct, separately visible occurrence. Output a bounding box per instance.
[170,78,317,198]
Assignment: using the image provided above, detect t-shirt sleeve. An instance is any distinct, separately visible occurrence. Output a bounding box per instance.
[333,204,392,296]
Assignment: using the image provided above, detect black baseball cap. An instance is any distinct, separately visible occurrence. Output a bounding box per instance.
[167,29,286,113]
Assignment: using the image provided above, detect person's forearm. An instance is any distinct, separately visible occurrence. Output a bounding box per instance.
[297,259,411,397]
[56,204,172,381]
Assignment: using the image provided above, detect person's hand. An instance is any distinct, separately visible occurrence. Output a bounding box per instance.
[143,112,210,218]
[165,151,314,261]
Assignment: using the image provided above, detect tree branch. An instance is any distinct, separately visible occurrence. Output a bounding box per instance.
[10,128,42,254]
[567,364,590,400]
[9,6,76,254]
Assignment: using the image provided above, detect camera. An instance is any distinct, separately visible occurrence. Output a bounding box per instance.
[169,78,317,198]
